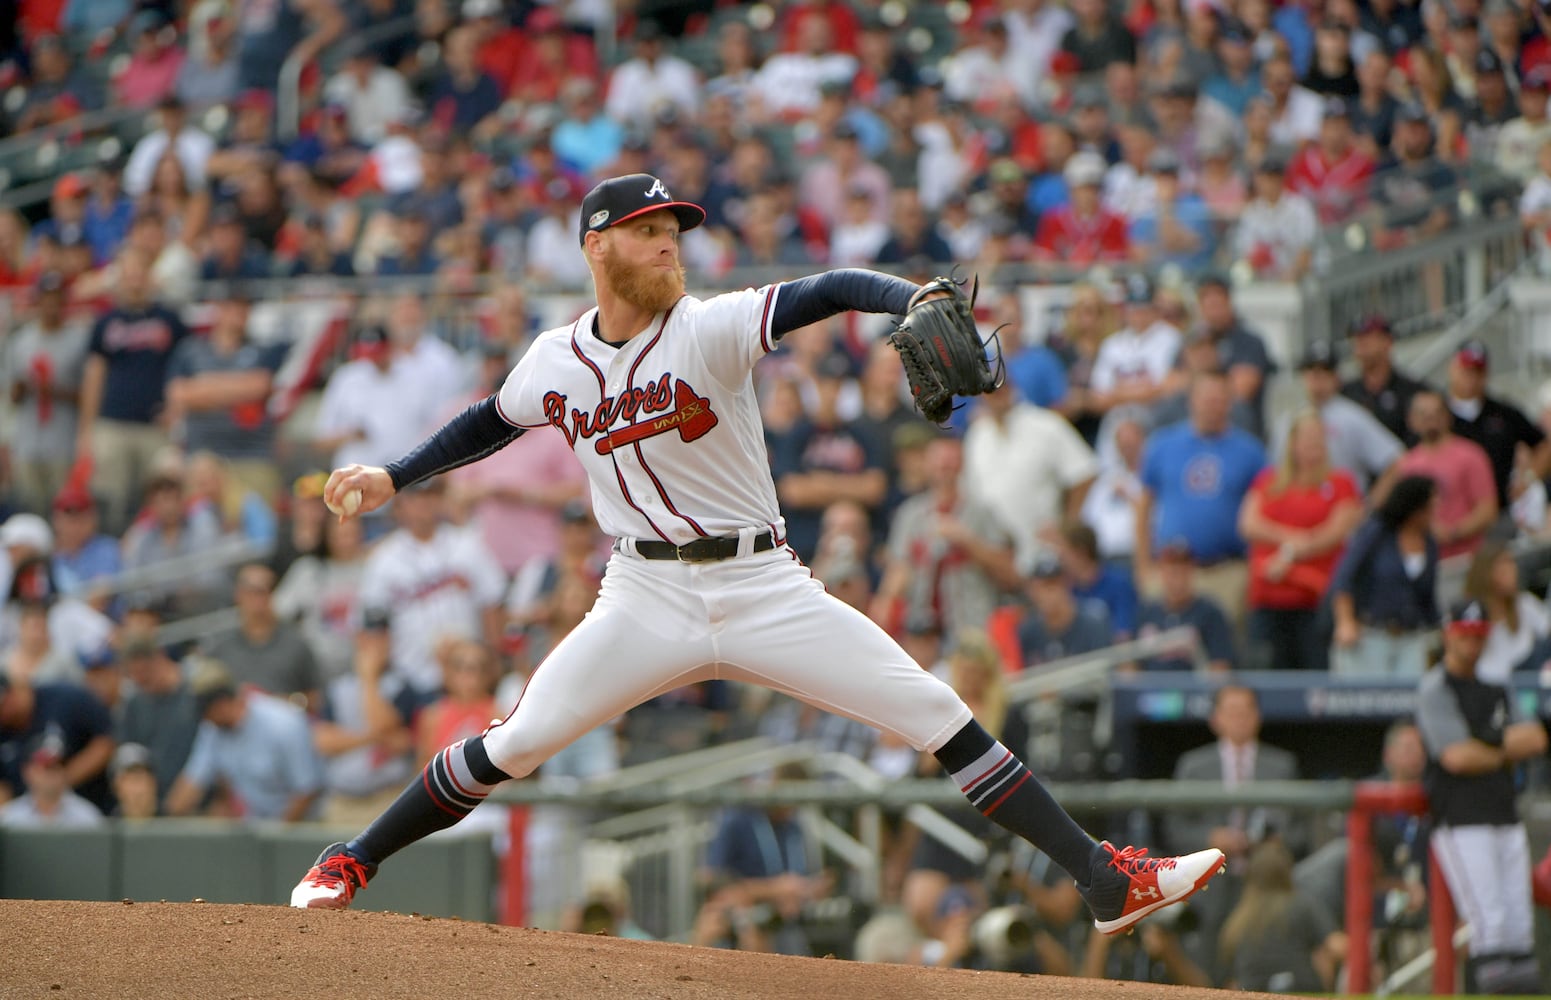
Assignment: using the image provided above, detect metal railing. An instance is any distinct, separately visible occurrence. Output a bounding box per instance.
[276,15,418,141]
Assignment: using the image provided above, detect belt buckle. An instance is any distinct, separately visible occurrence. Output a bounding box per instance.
[676,540,709,563]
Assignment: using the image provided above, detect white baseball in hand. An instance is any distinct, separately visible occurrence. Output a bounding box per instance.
[327,488,363,517]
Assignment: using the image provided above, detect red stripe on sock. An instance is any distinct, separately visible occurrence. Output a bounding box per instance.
[421,765,465,818]
[961,750,1014,794]
[982,770,1032,817]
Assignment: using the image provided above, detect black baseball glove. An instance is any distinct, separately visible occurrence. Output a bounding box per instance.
[888,275,1002,424]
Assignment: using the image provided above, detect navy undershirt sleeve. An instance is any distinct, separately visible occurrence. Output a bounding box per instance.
[384,394,525,492]
[770,268,918,341]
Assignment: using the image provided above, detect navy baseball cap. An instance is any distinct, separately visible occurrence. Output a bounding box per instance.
[1445,598,1492,635]
[578,173,706,246]
[1299,339,1340,371]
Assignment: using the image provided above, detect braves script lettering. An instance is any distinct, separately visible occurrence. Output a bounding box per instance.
[543,374,720,455]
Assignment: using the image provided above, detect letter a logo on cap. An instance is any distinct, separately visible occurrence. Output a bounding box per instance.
[645,178,671,200]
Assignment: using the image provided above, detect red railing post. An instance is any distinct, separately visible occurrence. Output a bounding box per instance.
[1429,846,1458,995]
[500,805,529,926]
[1345,806,1375,995]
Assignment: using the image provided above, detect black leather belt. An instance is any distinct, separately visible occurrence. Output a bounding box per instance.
[633,531,775,562]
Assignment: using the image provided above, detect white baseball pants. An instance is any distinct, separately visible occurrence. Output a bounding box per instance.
[482,544,974,778]
[1431,823,1535,956]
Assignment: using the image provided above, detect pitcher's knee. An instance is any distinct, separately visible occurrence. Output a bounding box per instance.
[480,721,563,780]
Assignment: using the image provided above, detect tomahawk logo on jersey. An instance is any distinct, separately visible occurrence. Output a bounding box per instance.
[496,288,785,545]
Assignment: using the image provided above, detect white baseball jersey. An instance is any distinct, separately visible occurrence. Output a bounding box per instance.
[496,289,789,546]
[358,523,507,691]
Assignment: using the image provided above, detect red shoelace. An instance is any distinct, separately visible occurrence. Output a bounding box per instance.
[1106,844,1177,874]
[311,854,371,894]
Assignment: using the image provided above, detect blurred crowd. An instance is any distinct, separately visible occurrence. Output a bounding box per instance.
[2,0,1551,992]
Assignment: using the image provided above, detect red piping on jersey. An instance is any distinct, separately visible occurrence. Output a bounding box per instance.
[571,324,673,543]
[758,285,776,354]
[493,391,520,428]
[622,303,709,537]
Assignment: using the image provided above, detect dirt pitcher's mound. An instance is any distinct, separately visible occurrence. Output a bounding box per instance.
[0,899,1266,1000]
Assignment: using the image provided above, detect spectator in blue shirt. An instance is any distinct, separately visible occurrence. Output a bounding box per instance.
[1201,24,1262,118]
[429,25,504,138]
[82,168,134,266]
[164,658,325,822]
[1135,371,1266,630]
[1017,555,1114,666]
[1134,540,1237,671]
[49,488,121,615]
[1129,149,1215,274]
[997,295,1068,410]
[375,200,441,277]
[1057,520,1137,639]
[552,79,624,177]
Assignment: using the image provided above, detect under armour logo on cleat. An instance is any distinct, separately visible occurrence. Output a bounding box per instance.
[1132,886,1160,900]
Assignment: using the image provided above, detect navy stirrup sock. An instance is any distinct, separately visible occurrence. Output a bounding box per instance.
[933,720,1098,879]
[347,734,511,865]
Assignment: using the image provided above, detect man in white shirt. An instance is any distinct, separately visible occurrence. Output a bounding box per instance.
[753,15,858,118]
[357,479,508,693]
[1262,53,1323,148]
[604,21,700,124]
[962,381,1100,571]
[1090,273,1182,413]
[1273,340,1403,493]
[999,0,1073,106]
[314,327,428,471]
[122,96,216,197]
[0,741,104,830]
[1233,154,1318,280]
[322,45,412,145]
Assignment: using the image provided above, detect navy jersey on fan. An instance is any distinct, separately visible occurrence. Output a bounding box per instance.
[88,305,188,424]
[0,683,114,812]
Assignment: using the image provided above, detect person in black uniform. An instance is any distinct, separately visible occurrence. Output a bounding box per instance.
[1416,599,1547,995]
[1340,315,1429,446]
[1445,340,1551,511]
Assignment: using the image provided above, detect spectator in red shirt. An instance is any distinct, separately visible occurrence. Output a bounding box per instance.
[1033,152,1130,264]
[114,11,185,109]
[1394,391,1498,559]
[463,0,525,96]
[507,7,599,106]
[1287,98,1376,223]
[779,0,861,56]
[1239,410,1363,671]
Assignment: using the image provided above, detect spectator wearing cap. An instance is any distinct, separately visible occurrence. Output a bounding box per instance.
[872,436,1018,642]
[605,21,701,126]
[1341,315,1431,445]
[442,337,586,579]
[165,658,325,822]
[2,598,82,687]
[875,188,954,266]
[1016,554,1114,666]
[6,273,90,514]
[323,44,413,146]
[769,352,887,561]
[116,10,185,109]
[117,632,199,810]
[374,198,441,277]
[1132,541,1238,671]
[205,90,284,192]
[1056,519,1138,639]
[1496,68,1551,181]
[1263,53,1326,147]
[110,742,159,819]
[164,290,286,490]
[1463,48,1520,158]
[33,173,90,251]
[77,250,187,533]
[49,488,119,613]
[1135,370,1267,627]
[0,739,104,830]
[1202,22,1263,118]
[1446,341,1551,510]
[1393,390,1497,559]
[1288,99,1377,224]
[962,379,1099,576]
[553,79,624,177]
[199,204,270,282]
[800,122,892,230]
[755,14,859,120]
[1240,409,1364,671]
[1233,153,1319,280]
[429,25,504,138]
[1060,0,1137,73]
[1090,273,1181,415]
[233,0,344,92]
[1371,101,1459,247]
[124,98,216,199]
[1032,152,1130,264]
[175,13,240,111]
[0,669,114,812]
[1276,339,1404,493]
[0,517,54,613]
[1128,148,1215,273]
[1416,597,1546,996]
[120,469,228,615]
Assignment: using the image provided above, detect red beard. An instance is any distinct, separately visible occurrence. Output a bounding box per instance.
[602,246,686,313]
